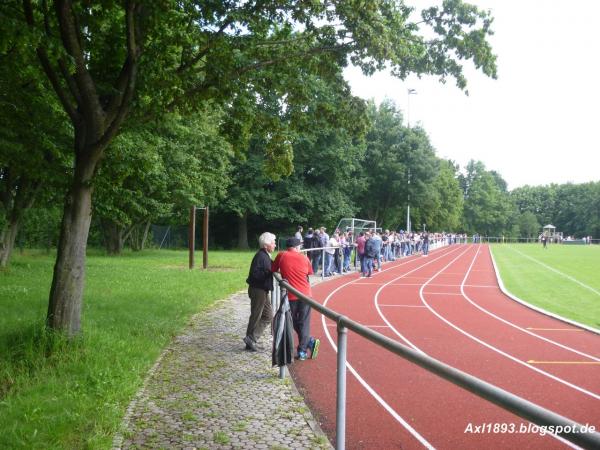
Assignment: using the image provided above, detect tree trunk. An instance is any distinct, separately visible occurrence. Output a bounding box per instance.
[0,175,39,268]
[237,212,249,249]
[102,219,125,255]
[0,216,20,268]
[140,221,151,250]
[128,224,139,251]
[29,0,142,337]
[47,174,94,336]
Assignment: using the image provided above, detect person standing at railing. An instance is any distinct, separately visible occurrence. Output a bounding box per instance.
[294,225,303,247]
[364,232,377,277]
[371,230,383,271]
[303,227,314,251]
[356,231,366,276]
[272,237,320,361]
[381,230,390,262]
[243,232,276,352]
[324,232,339,276]
[333,233,343,274]
[318,227,329,275]
[422,232,430,256]
[303,227,315,267]
[341,231,352,272]
[310,229,322,274]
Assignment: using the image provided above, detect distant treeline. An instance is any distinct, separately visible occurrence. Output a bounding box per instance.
[7,100,599,259]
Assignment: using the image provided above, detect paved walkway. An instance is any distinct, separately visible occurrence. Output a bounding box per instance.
[113,289,333,450]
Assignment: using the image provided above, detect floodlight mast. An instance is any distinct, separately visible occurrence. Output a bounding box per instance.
[407,88,417,128]
[406,87,416,235]
[406,169,411,233]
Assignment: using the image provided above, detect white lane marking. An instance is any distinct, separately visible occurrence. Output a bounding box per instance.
[528,360,600,365]
[463,284,498,288]
[376,246,583,449]
[391,283,496,288]
[422,292,464,296]
[373,246,470,353]
[526,328,584,332]
[379,304,429,307]
[318,247,464,449]
[399,276,432,279]
[509,247,600,298]
[461,247,600,361]
[418,245,600,401]
[414,246,587,449]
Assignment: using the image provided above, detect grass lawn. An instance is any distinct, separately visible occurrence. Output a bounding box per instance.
[0,249,253,449]
[491,244,600,330]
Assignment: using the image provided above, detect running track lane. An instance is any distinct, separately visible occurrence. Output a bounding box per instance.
[289,244,600,449]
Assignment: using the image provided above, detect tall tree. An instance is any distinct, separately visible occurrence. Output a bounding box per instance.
[0,34,70,267]
[9,0,497,335]
[461,160,512,236]
[553,182,600,238]
[422,159,464,231]
[356,100,438,229]
[510,182,600,237]
[517,211,541,238]
[222,73,368,247]
[94,110,232,254]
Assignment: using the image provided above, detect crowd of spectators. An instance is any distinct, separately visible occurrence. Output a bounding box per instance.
[296,226,469,277]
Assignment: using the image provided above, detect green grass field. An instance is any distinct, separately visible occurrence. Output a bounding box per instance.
[0,249,253,449]
[491,244,600,330]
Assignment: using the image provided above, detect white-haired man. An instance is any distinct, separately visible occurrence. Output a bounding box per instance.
[244,232,276,352]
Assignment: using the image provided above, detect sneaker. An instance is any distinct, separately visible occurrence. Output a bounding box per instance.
[243,336,257,352]
[296,351,308,361]
[309,337,320,359]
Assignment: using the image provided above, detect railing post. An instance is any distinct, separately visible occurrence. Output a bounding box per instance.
[336,322,348,450]
[322,248,325,280]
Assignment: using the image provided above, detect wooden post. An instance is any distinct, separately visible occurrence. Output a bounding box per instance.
[203,206,209,269]
[189,206,196,269]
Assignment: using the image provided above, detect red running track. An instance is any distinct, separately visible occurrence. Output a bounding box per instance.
[290,244,600,449]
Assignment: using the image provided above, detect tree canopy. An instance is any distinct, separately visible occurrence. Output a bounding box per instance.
[3,0,500,335]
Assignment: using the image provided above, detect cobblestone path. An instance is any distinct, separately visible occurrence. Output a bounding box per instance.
[113,291,331,450]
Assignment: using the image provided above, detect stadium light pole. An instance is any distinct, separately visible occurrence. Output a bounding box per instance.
[407,88,417,128]
[406,169,411,233]
[406,88,417,234]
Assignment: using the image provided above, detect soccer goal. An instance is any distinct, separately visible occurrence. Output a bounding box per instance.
[335,218,378,237]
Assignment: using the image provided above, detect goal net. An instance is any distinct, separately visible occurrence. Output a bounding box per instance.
[335,218,378,237]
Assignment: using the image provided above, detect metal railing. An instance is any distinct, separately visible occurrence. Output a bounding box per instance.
[272,274,600,450]
[473,236,599,245]
[297,239,449,281]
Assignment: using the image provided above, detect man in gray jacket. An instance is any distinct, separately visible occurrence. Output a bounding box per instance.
[244,232,276,352]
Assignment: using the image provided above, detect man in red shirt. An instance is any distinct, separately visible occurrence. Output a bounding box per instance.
[272,237,320,360]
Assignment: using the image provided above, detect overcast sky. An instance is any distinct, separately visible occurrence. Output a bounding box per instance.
[344,0,600,190]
